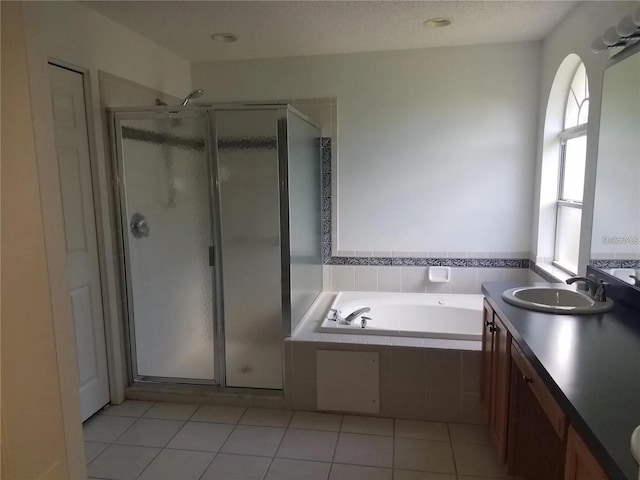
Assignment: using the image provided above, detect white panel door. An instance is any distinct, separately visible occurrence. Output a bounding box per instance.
[48,64,110,421]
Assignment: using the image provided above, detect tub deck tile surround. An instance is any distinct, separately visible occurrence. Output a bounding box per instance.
[327,264,530,294]
[85,401,509,480]
[286,292,484,423]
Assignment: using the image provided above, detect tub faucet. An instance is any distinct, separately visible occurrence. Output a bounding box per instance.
[566,275,608,302]
[343,307,371,325]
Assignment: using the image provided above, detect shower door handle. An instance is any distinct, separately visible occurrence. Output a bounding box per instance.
[209,245,215,266]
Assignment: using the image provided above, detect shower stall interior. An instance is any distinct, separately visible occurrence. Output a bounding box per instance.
[110,104,322,390]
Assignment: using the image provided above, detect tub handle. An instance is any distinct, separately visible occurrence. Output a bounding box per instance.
[361,316,370,328]
[327,308,339,321]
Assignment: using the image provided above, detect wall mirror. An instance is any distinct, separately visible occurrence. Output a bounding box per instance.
[590,45,640,288]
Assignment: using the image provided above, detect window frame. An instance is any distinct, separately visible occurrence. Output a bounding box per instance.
[552,66,589,275]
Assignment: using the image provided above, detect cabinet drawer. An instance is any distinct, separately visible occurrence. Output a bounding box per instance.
[511,341,567,440]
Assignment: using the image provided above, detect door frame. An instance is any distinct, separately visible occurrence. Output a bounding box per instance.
[48,58,125,405]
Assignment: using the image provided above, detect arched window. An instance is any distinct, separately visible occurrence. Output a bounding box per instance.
[564,63,590,128]
[555,62,589,273]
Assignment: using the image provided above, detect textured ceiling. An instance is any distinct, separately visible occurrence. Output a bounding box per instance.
[83,1,578,62]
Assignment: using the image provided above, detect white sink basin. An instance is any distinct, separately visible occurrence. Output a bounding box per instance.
[501,286,614,314]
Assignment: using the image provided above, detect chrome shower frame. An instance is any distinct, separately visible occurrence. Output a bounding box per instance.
[110,106,222,386]
[108,103,321,390]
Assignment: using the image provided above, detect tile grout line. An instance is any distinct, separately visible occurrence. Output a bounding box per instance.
[261,408,296,479]
[132,411,191,480]
[86,418,158,478]
[99,415,143,447]
[326,414,345,478]
[196,453,217,480]
[95,403,211,480]
[197,406,247,480]
[130,446,164,480]
[170,404,220,480]
[262,414,293,480]
[195,446,220,480]
[87,405,497,479]
[205,407,247,453]
[446,422,459,478]
[391,417,396,479]
[85,411,141,472]
[98,400,156,420]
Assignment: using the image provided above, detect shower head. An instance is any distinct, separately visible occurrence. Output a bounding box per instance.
[181,89,204,106]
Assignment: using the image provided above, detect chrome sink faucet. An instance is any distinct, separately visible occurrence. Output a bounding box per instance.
[566,275,608,302]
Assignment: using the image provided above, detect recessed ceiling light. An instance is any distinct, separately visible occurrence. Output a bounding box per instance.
[211,33,238,43]
[423,18,452,28]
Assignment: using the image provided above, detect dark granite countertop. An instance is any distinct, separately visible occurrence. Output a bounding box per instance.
[482,281,640,480]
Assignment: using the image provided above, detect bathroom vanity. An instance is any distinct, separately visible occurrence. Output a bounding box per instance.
[481,279,640,480]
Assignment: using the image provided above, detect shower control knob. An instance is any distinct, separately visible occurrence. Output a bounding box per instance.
[130,213,150,238]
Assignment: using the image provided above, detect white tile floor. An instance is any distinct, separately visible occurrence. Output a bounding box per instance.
[84,400,516,480]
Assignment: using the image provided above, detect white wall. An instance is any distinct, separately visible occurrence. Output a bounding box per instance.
[25,1,193,401]
[192,42,541,256]
[35,1,191,97]
[2,3,85,477]
[530,1,640,273]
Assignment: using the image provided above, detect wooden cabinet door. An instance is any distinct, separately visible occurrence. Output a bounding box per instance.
[564,426,609,480]
[511,342,567,439]
[481,300,495,417]
[507,346,566,480]
[491,315,511,461]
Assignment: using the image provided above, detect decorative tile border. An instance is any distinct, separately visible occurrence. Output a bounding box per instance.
[591,259,640,269]
[327,256,529,268]
[321,138,332,263]
[320,137,529,269]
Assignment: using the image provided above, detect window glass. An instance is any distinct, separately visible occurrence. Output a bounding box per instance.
[560,136,587,202]
[553,60,589,274]
[564,63,589,129]
[555,206,582,273]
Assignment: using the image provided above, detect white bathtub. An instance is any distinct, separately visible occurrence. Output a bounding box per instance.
[319,292,483,341]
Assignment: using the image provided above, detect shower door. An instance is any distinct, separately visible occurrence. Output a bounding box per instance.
[113,111,218,383]
[214,109,284,389]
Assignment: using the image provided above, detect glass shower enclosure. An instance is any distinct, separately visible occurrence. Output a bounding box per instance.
[110,105,322,389]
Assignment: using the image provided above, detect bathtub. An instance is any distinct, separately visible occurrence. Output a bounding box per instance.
[319,292,483,341]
